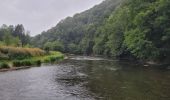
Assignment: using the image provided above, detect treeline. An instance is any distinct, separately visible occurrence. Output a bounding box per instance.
[33,0,170,62]
[0,24,31,47]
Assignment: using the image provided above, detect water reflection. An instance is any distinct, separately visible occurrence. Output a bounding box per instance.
[0,56,169,100]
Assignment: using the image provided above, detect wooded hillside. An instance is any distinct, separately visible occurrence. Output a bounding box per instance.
[32,0,170,62]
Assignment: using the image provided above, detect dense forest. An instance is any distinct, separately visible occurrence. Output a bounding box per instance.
[32,0,170,63]
[32,0,122,53]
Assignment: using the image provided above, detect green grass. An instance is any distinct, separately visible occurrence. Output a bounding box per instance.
[41,51,64,63]
[0,51,64,69]
[13,59,42,67]
[12,51,64,67]
[0,62,10,69]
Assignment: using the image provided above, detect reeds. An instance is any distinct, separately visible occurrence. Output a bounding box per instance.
[0,46,45,60]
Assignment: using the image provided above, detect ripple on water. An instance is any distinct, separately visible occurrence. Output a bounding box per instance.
[0,56,170,100]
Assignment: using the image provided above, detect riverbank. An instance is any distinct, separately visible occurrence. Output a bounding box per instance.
[66,53,170,69]
[0,46,64,72]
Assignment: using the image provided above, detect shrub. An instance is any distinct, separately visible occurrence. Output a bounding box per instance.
[44,58,51,63]
[50,57,56,62]
[0,51,9,60]
[43,53,64,63]
[13,59,42,67]
[22,60,32,66]
[34,60,42,66]
[13,60,22,67]
[0,62,10,69]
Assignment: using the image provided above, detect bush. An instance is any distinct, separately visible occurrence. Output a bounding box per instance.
[0,51,9,60]
[13,59,42,67]
[0,62,10,69]
[22,60,32,66]
[50,57,56,62]
[13,60,22,67]
[44,54,64,63]
[34,60,41,66]
[44,58,51,63]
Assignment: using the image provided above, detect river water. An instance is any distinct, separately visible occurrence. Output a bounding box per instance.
[0,56,170,100]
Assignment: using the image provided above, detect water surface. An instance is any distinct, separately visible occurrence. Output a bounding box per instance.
[0,56,169,100]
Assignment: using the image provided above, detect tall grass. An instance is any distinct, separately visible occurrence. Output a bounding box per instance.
[0,46,45,60]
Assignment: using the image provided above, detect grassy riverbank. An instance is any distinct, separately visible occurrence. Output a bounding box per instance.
[0,46,64,70]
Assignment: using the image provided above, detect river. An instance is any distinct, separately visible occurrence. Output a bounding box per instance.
[0,56,170,100]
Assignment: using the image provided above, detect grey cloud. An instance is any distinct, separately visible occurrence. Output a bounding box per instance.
[0,0,103,36]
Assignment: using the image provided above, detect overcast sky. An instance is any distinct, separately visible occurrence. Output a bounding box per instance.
[0,0,103,36]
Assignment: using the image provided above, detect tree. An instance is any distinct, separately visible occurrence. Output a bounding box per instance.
[32,0,170,62]
[43,42,53,53]
[3,32,21,47]
[3,31,12,46]
[52,41,64,52]
[13,24,26,46]
[32,0,122,55]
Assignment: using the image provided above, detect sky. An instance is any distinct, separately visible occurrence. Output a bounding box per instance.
[0,0,103,36]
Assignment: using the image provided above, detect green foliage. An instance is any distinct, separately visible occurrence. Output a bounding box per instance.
[52,41,64,51]
[43,41,64,52]
[68,43,81,54]
[3,32,12,46]
[0,41,5,46]
[123,0,170,61]
[13,60,42,67]
[3,33,21,46]
[43,42,53,53]
[31,0,170,62]
[0,62,10,69]
[0,24,31,47]
[32,0,122,54]
[12,51,64,67]
[0,51,9,60]
[93,5,130,57]
[43,51,64,63]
